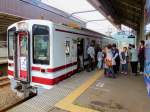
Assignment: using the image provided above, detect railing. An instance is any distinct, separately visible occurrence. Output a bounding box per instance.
[0,41,8,58]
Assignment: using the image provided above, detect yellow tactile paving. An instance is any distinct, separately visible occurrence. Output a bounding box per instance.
[55,71,103,112]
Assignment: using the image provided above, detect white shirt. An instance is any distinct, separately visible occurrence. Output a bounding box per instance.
[87,46,95,58]
[97,51,103,61]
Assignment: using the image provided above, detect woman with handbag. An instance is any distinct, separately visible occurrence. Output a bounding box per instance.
[104,45,115,78]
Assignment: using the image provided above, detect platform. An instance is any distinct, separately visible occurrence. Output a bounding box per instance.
[8,71,95,112]
[8,71,150,112]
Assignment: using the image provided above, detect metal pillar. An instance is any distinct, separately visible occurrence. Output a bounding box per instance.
[136,7,145,46]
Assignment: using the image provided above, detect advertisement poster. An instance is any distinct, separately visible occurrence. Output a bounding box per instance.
[144,40,150,96]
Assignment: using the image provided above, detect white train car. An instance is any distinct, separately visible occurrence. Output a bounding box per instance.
[7,20,117,97]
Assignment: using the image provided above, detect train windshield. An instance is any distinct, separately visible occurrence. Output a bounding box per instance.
[8,27,16,60]
[32,25,49,65]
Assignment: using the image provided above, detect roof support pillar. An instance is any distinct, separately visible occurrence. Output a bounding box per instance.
[136,7,145,46]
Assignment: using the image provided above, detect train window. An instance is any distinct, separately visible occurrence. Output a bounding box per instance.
[8,27,16,60]
[20,34,28,56]
[32,25,49,65]
[65,41,70,56]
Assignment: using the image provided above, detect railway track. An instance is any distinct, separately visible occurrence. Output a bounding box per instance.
[0,76,36,112]
[0,76,10,87]
[0,93,36,112]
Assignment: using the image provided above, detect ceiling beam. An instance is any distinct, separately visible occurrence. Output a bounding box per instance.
[86,19,107,23]
[115,0,142,11]
[71,10,97,15]
[88,0,143,31]
[118,13,140,24]
[0,17,21,22]
[121,19,139,30]
[120,17,139,26]
[99,0,118,17]
[116,5,141,17]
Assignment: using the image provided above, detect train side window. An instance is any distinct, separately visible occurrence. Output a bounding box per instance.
[32,25,49,65]
[8,27,16,60]
[65,41,70,56]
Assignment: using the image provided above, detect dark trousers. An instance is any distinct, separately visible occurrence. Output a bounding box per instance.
[113,65,117,74]
[121,64,128,72]
[87,55,94,71]
[116,60,120,72]
[113,61,120,74]
[130,62,138,74]
[139,59,144,72]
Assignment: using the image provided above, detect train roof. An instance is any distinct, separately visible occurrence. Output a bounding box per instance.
[8,19,115,40]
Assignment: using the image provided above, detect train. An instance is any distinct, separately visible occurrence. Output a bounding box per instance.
[7,20,117,97]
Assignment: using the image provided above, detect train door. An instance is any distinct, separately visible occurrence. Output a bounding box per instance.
[65,37,72,73]
[14,31,30,82]
[77,38,84,70]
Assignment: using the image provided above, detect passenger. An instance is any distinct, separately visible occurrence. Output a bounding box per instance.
[77,46,84,71]
[112,44,120,74]
[130,45,138,76]
[87,42,95,72]
[102,47,106,69]
[97,47,103,70]
[138,40,145,75]
[120,47,128,75]
[104,44,115,78]
[95,45,99,66]
[103,46,107,76]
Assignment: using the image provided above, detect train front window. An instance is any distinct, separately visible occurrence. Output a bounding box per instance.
[8,27,16,60]
[32,25,49,65]
[20,34,28,56]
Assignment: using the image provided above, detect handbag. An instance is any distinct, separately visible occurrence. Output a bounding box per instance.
[105,59,112,67]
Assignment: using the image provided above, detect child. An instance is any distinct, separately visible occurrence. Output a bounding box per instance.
[120,47,128,75]
[97,48,103,70]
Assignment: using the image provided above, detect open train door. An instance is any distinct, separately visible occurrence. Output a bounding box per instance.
[77,38,84,71]
[65,37,73,76]
[14,31,30,82]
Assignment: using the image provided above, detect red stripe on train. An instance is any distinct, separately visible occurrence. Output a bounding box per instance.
[8,61,77,73]
[32,61,77,73]
[8,70,14,76]
[32,69,77,85]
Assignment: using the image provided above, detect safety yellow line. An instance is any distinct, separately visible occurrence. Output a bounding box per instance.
[55,71,103,112]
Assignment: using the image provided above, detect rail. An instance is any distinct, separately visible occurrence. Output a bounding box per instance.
[0,94,36,112]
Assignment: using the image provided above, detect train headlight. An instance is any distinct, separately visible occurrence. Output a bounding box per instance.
[17,22,28,30]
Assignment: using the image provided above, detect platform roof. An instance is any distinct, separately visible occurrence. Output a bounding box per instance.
[88,0,145,31]
[42,0,117,35]
[0,13,22,33]
[0,13,22,34]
